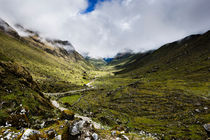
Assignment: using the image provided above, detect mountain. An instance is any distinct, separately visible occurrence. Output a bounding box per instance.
[0,17,209,139]
[0,18,19,38]
[69,31,210,139]
[85,56,107,69]
[1,18,142,140]
[0,55,55,126]
[115,31,210,76]
[0,18,94,92]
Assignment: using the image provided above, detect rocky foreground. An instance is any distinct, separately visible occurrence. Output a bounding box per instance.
[0,100,161,140]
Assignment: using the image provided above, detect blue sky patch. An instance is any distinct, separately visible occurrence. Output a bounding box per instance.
[82,0,109,14]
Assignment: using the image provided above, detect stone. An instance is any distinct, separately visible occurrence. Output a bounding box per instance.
[92,133,98,140]
[85,137,91,140]
[70,120,85,135]
[122,135,129,140]
[203,123,210,137]
[195,109,200,113]
[204,107,208,110]
[55,135,62,140]
[20,129,40,140]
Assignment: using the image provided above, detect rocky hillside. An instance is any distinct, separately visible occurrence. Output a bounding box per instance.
[0,52,55,126]
[0,17,209,139]
[0,18,94,92]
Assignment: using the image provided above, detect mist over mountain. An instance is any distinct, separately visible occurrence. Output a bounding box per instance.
[0,1,210,139]
[1,0,210,57]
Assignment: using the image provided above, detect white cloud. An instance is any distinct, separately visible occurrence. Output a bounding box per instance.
[0,0,210,58]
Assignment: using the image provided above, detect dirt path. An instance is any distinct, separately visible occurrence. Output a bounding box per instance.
[43,77,97,97]
[47,76,103,129]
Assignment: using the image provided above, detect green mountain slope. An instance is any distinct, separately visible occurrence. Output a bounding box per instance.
[0,53,55,126]
[116,31,210,80]
[0,21,95,92]
[65,31,210,139]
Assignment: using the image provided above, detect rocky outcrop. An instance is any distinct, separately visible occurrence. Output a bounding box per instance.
[62,119,99,140]
[203,123,210,137]
[0,18,19,38]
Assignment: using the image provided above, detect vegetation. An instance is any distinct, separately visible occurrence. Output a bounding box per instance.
[0,31,94,92]
[61,31,210,139]
[0,53,55,125]
[0,20,209,139]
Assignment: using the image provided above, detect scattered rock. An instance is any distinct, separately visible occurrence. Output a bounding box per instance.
[122,135,129,140]
[203,123,210,137]
[92,133,98,140]
[85,137,91,140]
[20,129,40,140]
[204,107,208,110]
[7,113,29,129]
[55,135,62,140]
[70,120,86,135]
[195,109,200,113]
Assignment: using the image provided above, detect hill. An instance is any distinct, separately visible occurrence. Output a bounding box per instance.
[0,53,55,127]
[0,18,95,92]
[66,31,210,139]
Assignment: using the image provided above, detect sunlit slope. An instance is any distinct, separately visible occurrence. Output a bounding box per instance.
[0,53,55,125]
[0,31,94,92]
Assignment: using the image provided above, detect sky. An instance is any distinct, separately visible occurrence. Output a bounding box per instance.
[0,0,210,58]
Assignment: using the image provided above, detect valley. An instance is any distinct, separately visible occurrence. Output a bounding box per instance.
[0,18,210,140]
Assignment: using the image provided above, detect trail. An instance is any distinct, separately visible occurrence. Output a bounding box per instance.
[47,76,103,129]
[43,77,97,97]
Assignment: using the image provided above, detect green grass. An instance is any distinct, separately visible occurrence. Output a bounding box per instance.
[61,31,210,139]
[0,31,94,92]
[0,60,55,125]
[59,95,81,105]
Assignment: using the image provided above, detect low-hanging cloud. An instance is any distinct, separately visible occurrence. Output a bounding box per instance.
[0,0,210,58]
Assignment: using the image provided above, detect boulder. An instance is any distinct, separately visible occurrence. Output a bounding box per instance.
[70,120,86,135]
[203,123,210,137]
[92,133,98,140]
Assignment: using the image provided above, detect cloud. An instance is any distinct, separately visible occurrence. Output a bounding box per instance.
[0,0,210,58]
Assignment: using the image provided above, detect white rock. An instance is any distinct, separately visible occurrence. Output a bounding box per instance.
[20,129,40,140]
[20,108,26,114]
[92,133,98,140]
[3,129,10,135]
[85,137,91,140]
[55,135,62,140]
[204,107,208,110]
[4,133,12,139]
[71,120,85,135]
[40,121,45,128]
[122,135,129,140]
